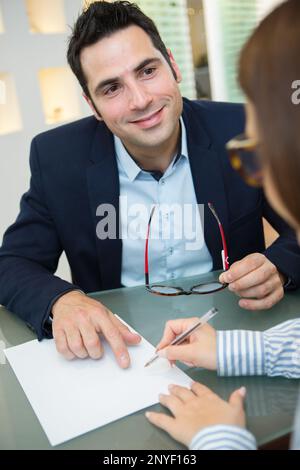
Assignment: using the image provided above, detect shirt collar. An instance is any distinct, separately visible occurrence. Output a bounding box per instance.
[114,116,188,182]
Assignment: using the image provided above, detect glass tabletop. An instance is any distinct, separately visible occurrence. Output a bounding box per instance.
[0,271,299,449]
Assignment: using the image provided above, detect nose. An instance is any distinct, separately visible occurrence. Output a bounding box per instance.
[128,82,153,111]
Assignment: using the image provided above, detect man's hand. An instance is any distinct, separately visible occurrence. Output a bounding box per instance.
[155,318,217,370]
[219,253,285,310]
[51,291,141,367]
[146,382,246,447]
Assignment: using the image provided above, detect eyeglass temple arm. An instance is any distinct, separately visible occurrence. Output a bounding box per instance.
[145,206,156,286]
[208,202,229,271]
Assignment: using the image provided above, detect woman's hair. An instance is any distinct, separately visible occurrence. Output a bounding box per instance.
[239,0,300,226]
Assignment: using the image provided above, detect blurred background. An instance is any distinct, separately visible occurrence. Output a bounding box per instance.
[0,0,282,280]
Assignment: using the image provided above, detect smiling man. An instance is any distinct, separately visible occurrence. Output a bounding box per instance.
[80,25,183,173]
[0,1,300,366]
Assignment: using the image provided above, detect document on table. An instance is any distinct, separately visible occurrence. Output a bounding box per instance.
[4,318,192,446]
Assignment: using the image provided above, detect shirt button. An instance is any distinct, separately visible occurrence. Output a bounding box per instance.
[161,179,165,185]
[169,247,173,255]
[171,272,175,279]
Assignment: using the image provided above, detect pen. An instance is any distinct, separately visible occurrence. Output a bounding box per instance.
[144,307,219,367]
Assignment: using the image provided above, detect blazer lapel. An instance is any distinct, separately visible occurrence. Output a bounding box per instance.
[86,122,122,289]
[86,101,230,289]
[183,101,229,270]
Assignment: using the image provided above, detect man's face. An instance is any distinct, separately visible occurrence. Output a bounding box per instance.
[80,25,183,156]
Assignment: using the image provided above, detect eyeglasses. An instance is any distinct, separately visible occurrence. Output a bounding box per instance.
[226,133,262,187]
[144,203,229,296]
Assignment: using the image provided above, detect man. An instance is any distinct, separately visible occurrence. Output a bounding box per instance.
[0,1,299,368]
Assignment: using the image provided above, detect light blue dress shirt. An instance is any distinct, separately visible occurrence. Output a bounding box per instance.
[114,118,213,287]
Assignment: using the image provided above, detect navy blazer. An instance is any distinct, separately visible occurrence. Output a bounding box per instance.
[1,98,300,340]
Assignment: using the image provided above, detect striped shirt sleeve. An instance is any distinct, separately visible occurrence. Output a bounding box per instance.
[217,319,300,378]
[264,319,300,378]
[189,425,257,450]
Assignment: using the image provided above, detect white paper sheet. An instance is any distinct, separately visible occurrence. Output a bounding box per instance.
[4,320,192,446]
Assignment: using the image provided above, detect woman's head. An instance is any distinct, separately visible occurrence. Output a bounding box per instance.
[238,0,300,238]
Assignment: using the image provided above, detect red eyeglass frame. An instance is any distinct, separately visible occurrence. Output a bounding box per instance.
[144,202,229,293]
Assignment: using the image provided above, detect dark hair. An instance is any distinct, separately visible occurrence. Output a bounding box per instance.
[67,1,176,98]
[239,0,300,226]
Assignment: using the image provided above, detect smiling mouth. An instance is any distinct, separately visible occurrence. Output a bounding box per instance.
[129,107,165,130]
[130,107,164,124]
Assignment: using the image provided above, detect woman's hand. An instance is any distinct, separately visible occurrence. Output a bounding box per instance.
[146,382,246,447]
[156,317,217,369]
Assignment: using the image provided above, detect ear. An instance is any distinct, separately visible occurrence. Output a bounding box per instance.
[82,93,103,121]
[167,48,182,84]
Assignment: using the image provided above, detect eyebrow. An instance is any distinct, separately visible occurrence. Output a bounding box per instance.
[93,57,161,96]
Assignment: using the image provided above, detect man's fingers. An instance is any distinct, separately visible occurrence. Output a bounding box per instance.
[239,288,284,310]
[51,295,134,365]
[97,316,130,368]
[219,253,265,284]
[65,326,89,359]
[145,411,175,434]
[233,274,281,299]
[228,264,277,293]
[80,323,103,359]
[54,329,75,360]
[122,329,142,345]
[110,313,141,345]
